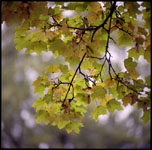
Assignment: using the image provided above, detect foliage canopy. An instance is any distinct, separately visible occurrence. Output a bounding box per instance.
[2,1,151,133]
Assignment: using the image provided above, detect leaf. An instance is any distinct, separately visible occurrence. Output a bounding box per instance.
[91,86,107,100]
[129,68,140,80]
[75,93,88,107]
[81,59,93,70]
[39,14,49,20]
[138,27,147,36]
[104,78,114,88]
[128,47,144,60]
[61,24,68,33]
[135,36,144,45]
[54,87,66,97]
[34,84,46,95]
[58,120,70,129]
[33,41,48,55]
[124,57,139,79]
[14,37,29,51]
[53,13,64,23]
[122,93,138,106]
[33,75,48,95]
[87,12,99,24]
[14,25,28,37]
[118,32,132,48]
[32,98,46,111]
[109,86,118,98]
[46,31,57,40]
[91,105,107,120]
[90,2,101,13]
[100,95,113,106]
[144,48,150,63]
[107,99,123,114]
[34,110,50,125]
[141,110,150,124]
[122,94,132,106]
[66,122,84,134]
[59,64,69,74]
[145,75,151,87]
[45,64,60,74]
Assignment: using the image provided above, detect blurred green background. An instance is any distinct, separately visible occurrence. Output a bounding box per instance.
[1,21,150,149]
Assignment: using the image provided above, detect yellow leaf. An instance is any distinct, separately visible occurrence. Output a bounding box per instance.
[100,95,113,106]
[61,24,68,33]
[92,38,101,49]
[87,12,99,23]
[54,87,66,97]
[129,68,139,80]
[90,2,102,13]
[45,64,60,73]
[54,13,64,23]
[104,78,114,88]
[144,48,150,63]
[46,31,56,40]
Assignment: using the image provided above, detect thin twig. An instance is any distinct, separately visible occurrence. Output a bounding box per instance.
[91,1,117,42]
[62,52,87,106]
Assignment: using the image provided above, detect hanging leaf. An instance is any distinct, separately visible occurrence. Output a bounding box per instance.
[91,105,107,121]
[107,99,123,114]
[141,109,150,124]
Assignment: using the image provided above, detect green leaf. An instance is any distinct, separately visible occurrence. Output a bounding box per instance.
[39,14,49,20]
[59,64,69,74]
[34,110,50,125]
[107,99,123,114]
[75,93,88,107]
[91,105,107,120]
[145,75,151,87]
[58,120,70,129]
[128,47,144,60]
[100,95,113,106]
[124,57,137,70]
[144,49,150,63]
[66,122,84,134]
[124,57,139,79]
[70,101,87,115]
[34,84,46,96]
[33,75,48,95]
[32,97,46,111]
[141,110,150,124]
[118,32,132,48]
[45,64,60,74]
[81,59,93,70]
[14,25,28,37]
[33,41,48,55]
[91,85,107,100]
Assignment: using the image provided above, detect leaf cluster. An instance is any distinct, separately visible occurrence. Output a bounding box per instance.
[2,1,151,133]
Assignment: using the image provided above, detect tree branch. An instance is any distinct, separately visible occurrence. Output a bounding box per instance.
[91,1,117,42]
[62,52,87,106]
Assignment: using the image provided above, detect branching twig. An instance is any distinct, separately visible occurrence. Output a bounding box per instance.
[91,1,117,42]
[79,67,96,86]
[50,1,144,107]
[114,25,133,36]
[86,56,104,60]
[62,52,87,106]
[49,16,96,31]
